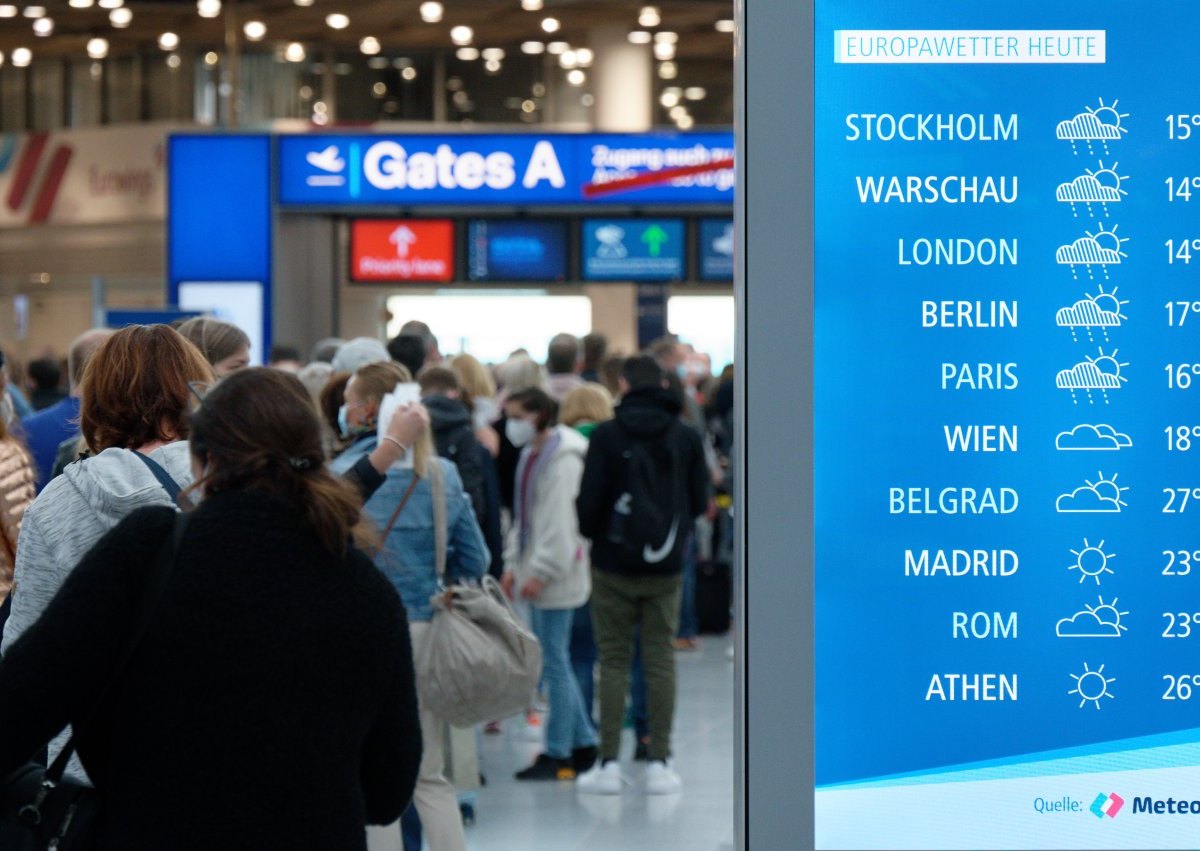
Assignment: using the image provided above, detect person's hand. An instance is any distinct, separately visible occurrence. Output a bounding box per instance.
[519,577,545,601]
[500,571,516,599]
[388,402,429,447]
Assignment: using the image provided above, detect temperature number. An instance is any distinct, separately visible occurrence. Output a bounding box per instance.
[1163,550,1200,576]
[1162,675,1200,700]
[1163,613,1200,638]
[1166,301,1200,326]
[1165,426,1200,450]
[1167,114,1200,140]
[1166,239,1200,264]
[1163,488,1200,512]
[1165,364,1200,389]
[1167,177,1200,201]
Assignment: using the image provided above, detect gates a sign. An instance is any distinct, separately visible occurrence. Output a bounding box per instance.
[350,219,455,283]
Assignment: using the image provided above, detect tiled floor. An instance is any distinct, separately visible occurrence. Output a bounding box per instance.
[371,636,736,851]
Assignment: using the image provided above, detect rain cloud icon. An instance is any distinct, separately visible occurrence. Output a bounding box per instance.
[1056,224,1128,279]
[1056,98,1129,155]
[1056,161,1127,218]
[1056,348,1128,404]
[1056,286,1128,342]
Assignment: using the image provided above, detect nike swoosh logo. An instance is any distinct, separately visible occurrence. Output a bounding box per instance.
[643,517,679,564]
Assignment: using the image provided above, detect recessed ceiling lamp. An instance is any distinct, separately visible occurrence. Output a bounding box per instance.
[23,6,45,17]
[520,0,542,9]
[558,50,577,69]
[541,17,559,33]
[574,47,593,66]
[197,0,221,18]
[677,114,694,130]
[481,47,505,61]
[450,25,472,45]
[68,0,94,9]
[285,42,305,62]
[455,47,479,60]
[653,41,674,60]
[32,16,52,35]
[627,30,651,44]
[419,1,442,23]
[520,41,544,54]
[166,53,181,69]
[243,20,266,40]
[401,66,417,80]
[325,13,349,29]
[158,31,179,50]
[566,69,585,86]
[546,41,568,54]
[86,37,108,58]
[715,19,735,33]
[484,58,501,73]
[685,86,706,101]
[0,6,16,17]
[638,6,660,27]
[12,47,31,66]
[108,6,130,26]
[293,0,313,6]
[97,0,121,8]
[360,36,380,55]
[654,31,678,43]
[657,60,676,79]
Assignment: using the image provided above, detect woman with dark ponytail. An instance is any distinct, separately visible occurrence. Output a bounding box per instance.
[0,368,422,850]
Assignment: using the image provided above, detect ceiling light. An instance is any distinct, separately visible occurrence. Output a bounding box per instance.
[455,47,479,60]
[677,114,694,130]
[0,5,16,16]
[419,1,442,22]
[367,56,388,68]
[450,25,472,45]
[0,51,4,66]
[669,105,687,120]
[658,60,676,79]
[715,19,735,33]
[653,41,675,60]
[520,40,544,54]
[86,37,108,58]
[12,47,31,66]
[204,51,219,65]
[520,0,542,9]
[559,50,577,69]
[293,0,313,5]
[574,47,594,66]
[98,0,122,8]
[166,53,181,69]
[372,81,386,96]
[401,66,417,80]
[285,42,305,62]
[566,69,585,86]
[541,16,559,33]
[654,31,678,43]
[484,58,501,73]
[360,37,380,54]
[627,30,651,44]
[197,0,220,18]
[546,41,568,54]
[158,32,179,50]
[325,13,349,29]
[638,6,660,27]
[22,6,44,18]
[32,16,52,35]
[108,6,130,26]
[393,56,413,68]
[481,47,505,61]
[685,86,706,101]
[69,0,94,8]
[660,90,679,108]
[243,20,266,40]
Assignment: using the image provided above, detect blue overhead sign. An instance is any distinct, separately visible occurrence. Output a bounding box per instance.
[699,218,735,280]
[582,218,686,281]
[467,219,568,282]
[277,133,734,207]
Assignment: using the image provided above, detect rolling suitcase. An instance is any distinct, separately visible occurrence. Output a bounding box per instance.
[695,559,732,634]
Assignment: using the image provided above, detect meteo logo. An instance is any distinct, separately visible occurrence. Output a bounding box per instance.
[1091,792,1124,819]
[361,140,565,192]
[1131,795,1200,815]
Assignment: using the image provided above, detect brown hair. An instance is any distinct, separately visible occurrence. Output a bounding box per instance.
[80,325,215,453]
[351,361,412,407]
[319,372,351,438]
[559,383,614,427]
[177,317,251,367]
[417,365,460,397]
[449,353,496,400]
[187,368,371,555]
[507,387,558,431]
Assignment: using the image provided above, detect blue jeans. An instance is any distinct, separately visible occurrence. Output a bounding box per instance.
[569,601,597,719]
[531,606,597,759]
[401,804,421,851]
[676,533,698,640]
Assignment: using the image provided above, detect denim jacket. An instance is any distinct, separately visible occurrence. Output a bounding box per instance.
[332,438,489,621]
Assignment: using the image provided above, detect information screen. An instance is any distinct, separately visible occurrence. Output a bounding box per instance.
[350,219,455,283]
[467,219,568,282]
[699,218,735,281]
[581,218,685,281]
[815,2,1200,848]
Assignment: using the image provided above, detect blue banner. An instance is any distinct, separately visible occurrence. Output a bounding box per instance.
[278,133,733,207]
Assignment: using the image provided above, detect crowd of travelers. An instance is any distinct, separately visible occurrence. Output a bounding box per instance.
[0,317,734,851]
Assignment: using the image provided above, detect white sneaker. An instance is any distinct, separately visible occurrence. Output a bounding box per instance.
[644,760,683,795]
[576,760,623,795]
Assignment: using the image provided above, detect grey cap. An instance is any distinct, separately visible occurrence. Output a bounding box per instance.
[310,337,345,364]
[332,337,390,375]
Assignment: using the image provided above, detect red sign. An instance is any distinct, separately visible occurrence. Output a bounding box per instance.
[351,219,455,282]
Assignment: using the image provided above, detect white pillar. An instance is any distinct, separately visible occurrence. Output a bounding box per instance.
[590,25,652,132]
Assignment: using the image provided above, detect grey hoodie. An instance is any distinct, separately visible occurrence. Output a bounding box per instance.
[1,442,193,782]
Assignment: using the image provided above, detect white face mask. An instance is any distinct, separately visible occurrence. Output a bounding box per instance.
[506,417,537,448]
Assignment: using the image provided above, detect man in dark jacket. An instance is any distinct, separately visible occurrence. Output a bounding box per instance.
[574,355,710,796]
[417,366,486,524]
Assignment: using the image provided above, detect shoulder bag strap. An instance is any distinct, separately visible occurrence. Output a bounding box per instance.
[380,476,421,540]
[134,451,183,504]
[428,460,448,582]
[44,512,190,784]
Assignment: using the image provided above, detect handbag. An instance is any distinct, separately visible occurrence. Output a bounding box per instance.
[0,462,187,851]
[382,461,542,728]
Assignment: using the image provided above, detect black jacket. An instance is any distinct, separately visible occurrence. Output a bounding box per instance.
[0,490,421,851]
[424,394,486,523]
[577,387,710,576]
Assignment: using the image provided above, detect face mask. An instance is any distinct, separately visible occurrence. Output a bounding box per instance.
[506,417,537,448]
[337,404,356,439]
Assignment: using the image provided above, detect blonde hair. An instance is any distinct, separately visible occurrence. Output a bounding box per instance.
[450,353,496,400]
[350,361,412,406]
[177,317,250,368]
[500,354,546,396]
[559,383,614,427]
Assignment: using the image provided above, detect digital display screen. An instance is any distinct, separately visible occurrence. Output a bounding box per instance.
[467,219,568,282]
[350,219,455,283]
[582,218,686,282]
[698,218,735,281]
[815,3,1200,849]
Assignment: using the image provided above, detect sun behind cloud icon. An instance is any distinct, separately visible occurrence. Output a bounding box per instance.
[1057,99,1129,155]
[1056,224,1128,279]
[1056,161,1127,218]
[1056,471,1128,513]
[1056,597,1128,638]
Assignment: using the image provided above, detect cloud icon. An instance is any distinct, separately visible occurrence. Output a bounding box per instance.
[1057,362,1121,390]
[1056,298,1122,328]
[1056,610,1122,637]
[1056,236,1123,265]
[1056,424,1132,451]
[1056,485,1122,513]
[1056,175,1122,204]
[1057,113,1123,142]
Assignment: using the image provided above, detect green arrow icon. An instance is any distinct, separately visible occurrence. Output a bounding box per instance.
[641,224,669,257]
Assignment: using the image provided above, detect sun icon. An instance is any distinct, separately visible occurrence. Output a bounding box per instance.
[1087,471,1129,509]
[1070,539,1115,584]
[1069,663,1116,709]
[1089,99,1129,133]
[1089,348,1129,382]
[1089,223,1129,257]
[1089,285,1128,319]
[1090,161,1128,192]
[1086,597,1129,633]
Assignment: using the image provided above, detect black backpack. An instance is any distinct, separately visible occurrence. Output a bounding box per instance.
[608,428,685,568]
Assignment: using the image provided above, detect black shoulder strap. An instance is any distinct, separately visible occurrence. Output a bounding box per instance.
[134,451,182,504]
[45,512,190,783]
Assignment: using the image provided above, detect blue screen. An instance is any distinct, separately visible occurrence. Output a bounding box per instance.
[814,3,1200,848]
[698,218,735,280]
[582,218,685,282]
[467,220,568,282]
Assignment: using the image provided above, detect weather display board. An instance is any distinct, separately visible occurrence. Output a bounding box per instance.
[816,3,1200,848]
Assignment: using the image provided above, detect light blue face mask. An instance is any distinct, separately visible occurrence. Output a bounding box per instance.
[337,404,352,438]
